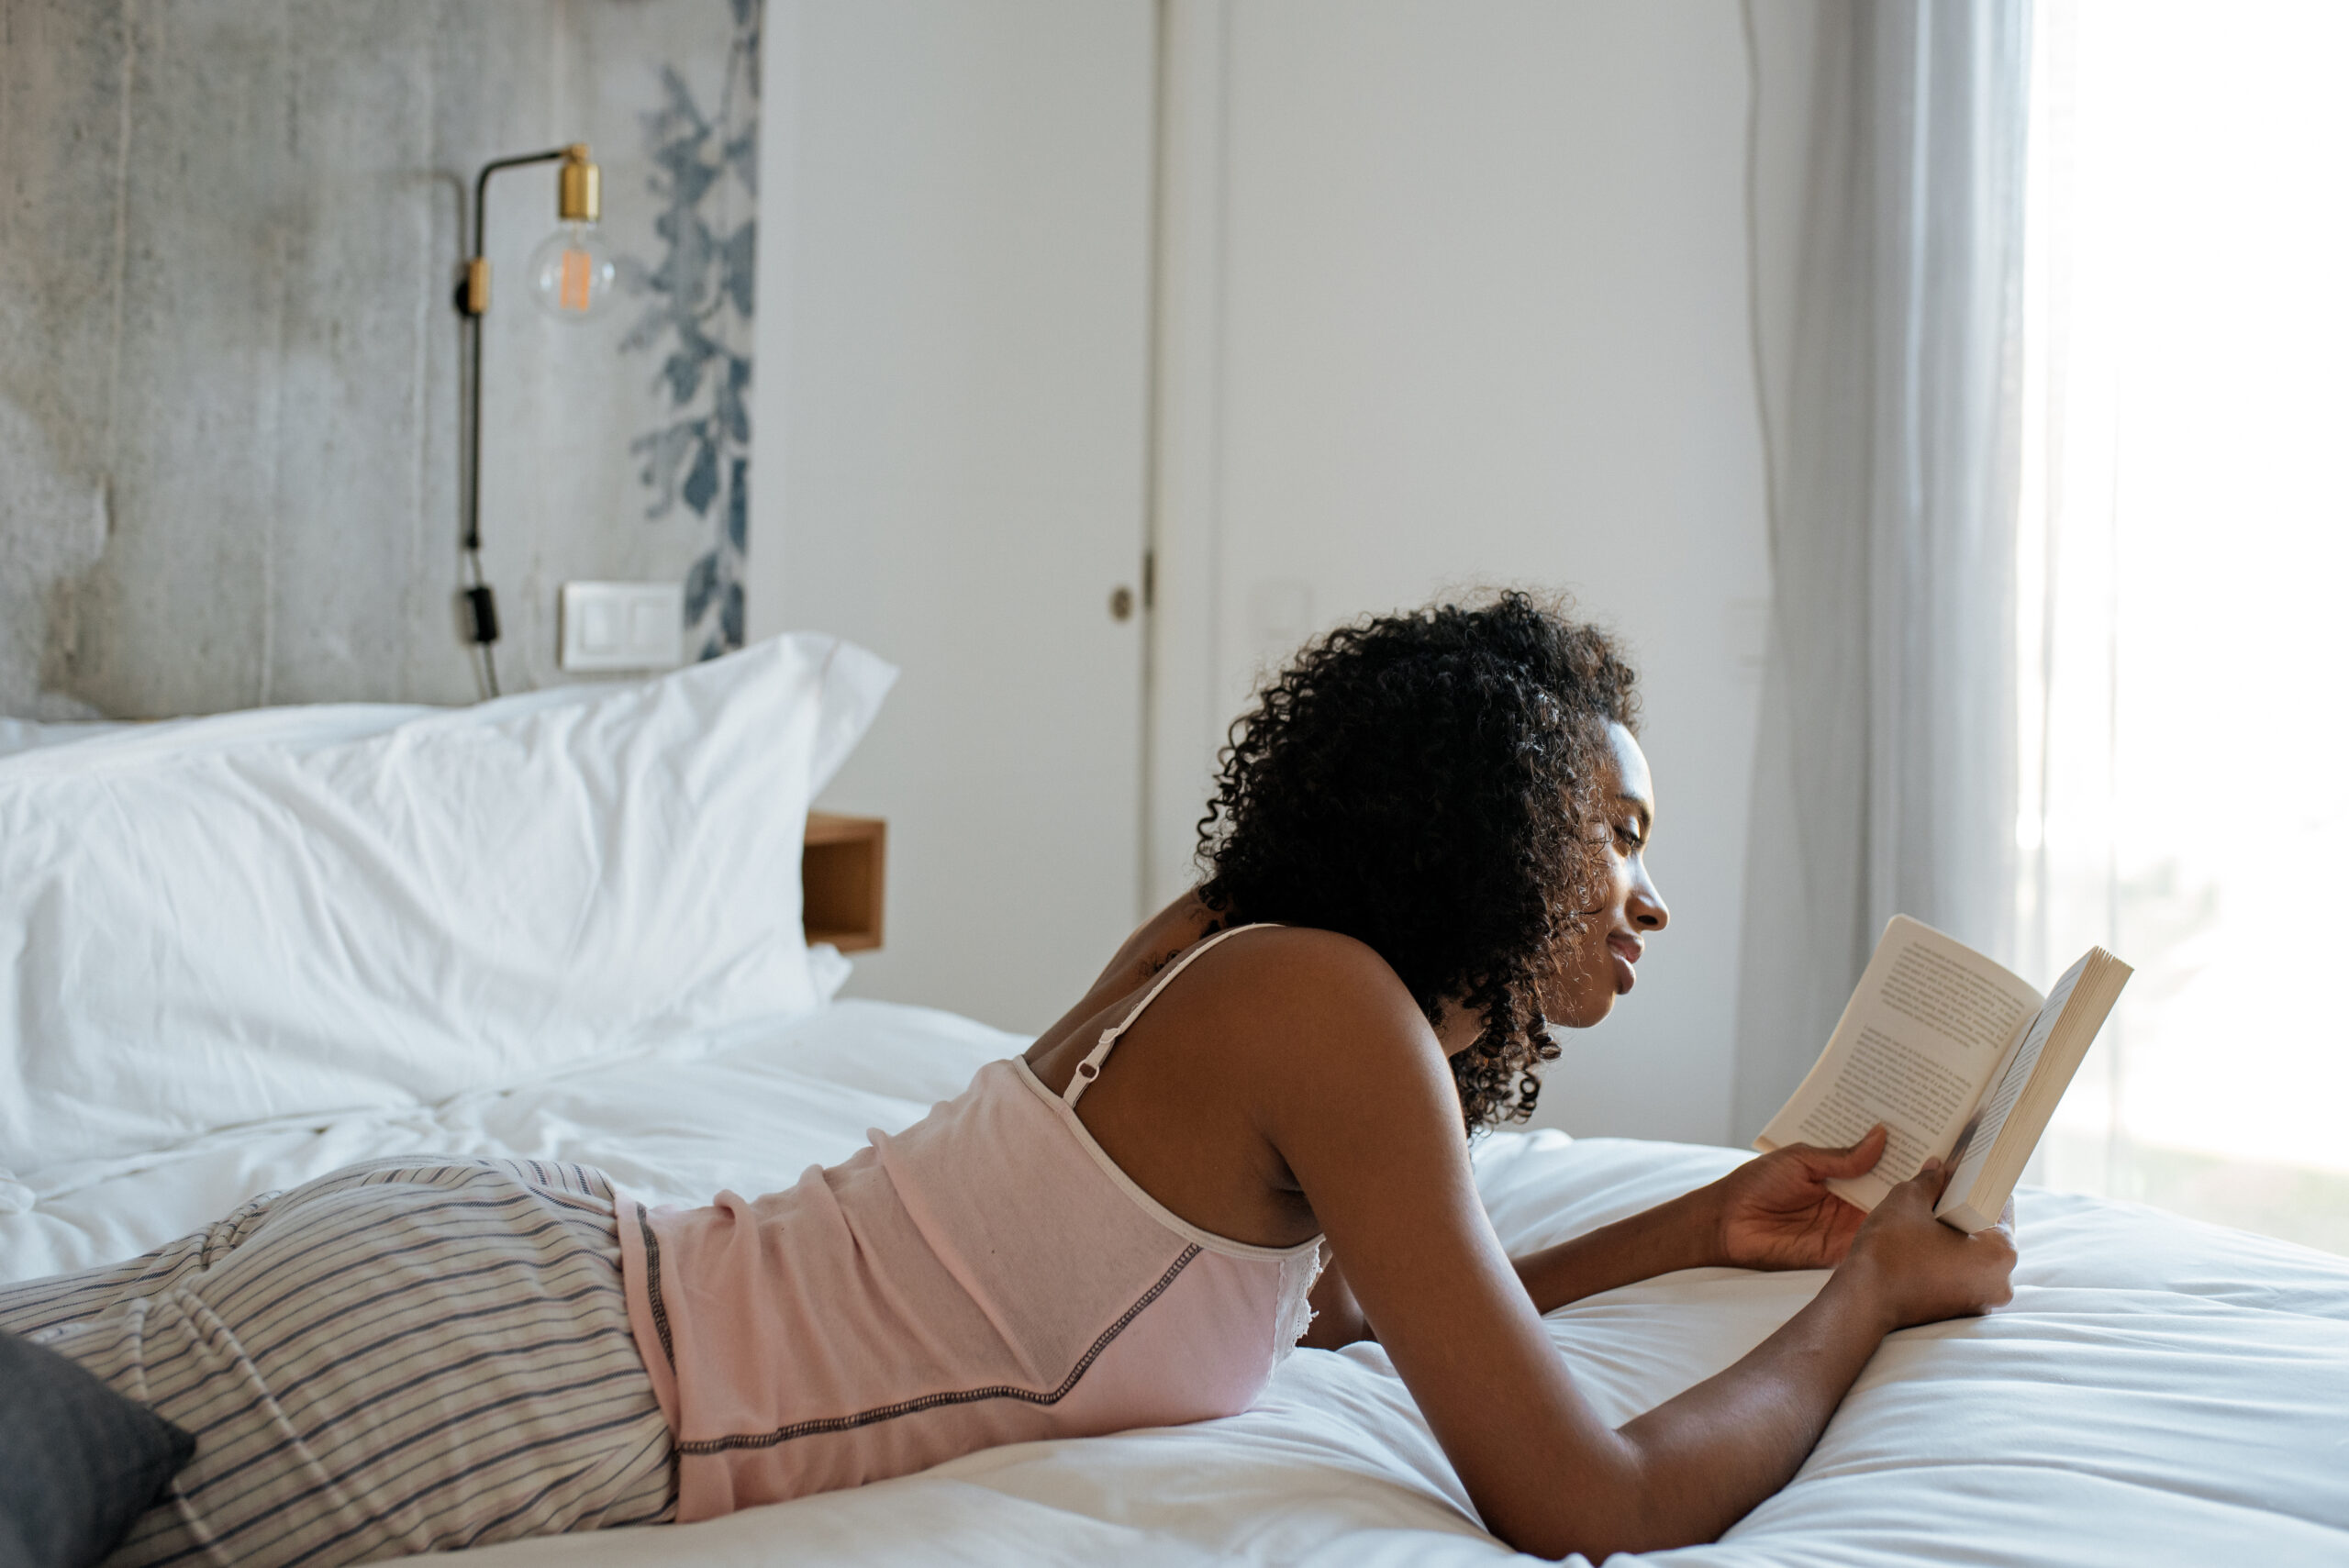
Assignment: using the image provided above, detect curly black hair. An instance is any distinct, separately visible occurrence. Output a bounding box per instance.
[1194,590,1639,1131]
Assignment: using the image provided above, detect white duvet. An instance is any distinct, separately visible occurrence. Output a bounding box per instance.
[6,1000,2344,1567]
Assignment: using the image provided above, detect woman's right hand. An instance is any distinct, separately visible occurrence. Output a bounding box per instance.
[1840,1161,2018,1330]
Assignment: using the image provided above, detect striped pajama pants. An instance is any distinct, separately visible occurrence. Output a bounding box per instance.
[0,1159,676,1566]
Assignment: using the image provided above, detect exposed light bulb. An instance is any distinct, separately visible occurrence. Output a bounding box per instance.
[529,222,618,321]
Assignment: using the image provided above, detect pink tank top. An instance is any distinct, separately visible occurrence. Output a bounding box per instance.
[615,925,1327,1520]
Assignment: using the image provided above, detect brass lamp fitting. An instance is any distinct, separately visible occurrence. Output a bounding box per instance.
[558,144,601,224]
[460,144,602,317]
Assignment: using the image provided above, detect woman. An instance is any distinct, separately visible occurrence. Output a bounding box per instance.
[1,593,2012,1564]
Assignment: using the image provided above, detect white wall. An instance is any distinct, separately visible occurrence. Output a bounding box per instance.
[747,0,1158,1031]
[754,0,1818,1142]
[1152,0,1813,1147]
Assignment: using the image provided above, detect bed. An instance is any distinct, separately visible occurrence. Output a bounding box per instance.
[4,644,2346,1567]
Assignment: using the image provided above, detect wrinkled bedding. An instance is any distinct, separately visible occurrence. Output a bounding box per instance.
[6,999,2343,1567]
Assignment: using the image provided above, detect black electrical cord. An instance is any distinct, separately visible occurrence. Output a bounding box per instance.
[460,540,502,699]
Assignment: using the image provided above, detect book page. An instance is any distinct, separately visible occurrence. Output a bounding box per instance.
[1938,952,2091,1215]
[1755,916,2043,1210]
[1785,1027,1977,1184]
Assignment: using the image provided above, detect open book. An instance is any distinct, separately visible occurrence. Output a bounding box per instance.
[1754,916,2132,1233]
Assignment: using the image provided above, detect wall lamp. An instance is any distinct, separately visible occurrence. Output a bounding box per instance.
[456,143,618,697]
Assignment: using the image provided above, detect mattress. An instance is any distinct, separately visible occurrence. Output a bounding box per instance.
[6,999,2345,1567]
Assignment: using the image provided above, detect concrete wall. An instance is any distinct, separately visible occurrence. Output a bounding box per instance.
[0,0,757,718]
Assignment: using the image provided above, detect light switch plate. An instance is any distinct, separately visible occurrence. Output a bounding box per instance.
[560,581,685,673]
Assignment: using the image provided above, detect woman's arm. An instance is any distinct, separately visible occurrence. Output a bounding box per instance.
[1305,1128,1895,1346]
[1509,1193,1719,1312]
[1304,1196,1712,1348]
[1605,1174,2008,1545]
[1513,1126,1896,1313]
[1258,937,2012,1561]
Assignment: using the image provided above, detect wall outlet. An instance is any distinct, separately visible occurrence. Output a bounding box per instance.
[559,581,685,673]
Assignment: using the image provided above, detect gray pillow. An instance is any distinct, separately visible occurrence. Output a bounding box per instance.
[0,1328,195,1568]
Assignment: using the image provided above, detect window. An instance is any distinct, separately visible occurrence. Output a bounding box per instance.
[2020,1,2349,1252]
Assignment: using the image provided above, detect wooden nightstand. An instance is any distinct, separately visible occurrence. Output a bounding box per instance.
[802,812,886,952]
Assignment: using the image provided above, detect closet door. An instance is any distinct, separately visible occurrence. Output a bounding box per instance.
[754,0,1153,1030]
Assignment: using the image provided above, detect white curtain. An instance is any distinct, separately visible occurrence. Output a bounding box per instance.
[1731,0,2035,1141]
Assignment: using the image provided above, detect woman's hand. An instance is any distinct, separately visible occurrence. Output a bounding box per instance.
[1838,1160,2018,1330]
[1697,1126,1888,1273]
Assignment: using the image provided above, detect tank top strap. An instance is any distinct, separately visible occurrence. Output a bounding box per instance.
[1062,922,1281,1106]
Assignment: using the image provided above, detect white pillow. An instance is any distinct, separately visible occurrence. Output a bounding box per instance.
[0,718,131,757]
[0,633,896,1180]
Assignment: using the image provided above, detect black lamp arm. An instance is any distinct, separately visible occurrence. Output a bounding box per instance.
[455,144,593,700]
[457,147,571,554]
[465,148,573,296]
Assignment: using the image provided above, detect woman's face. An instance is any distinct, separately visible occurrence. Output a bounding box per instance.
[1542,722,1670,1030]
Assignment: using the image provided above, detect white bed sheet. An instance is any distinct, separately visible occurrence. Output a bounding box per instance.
[6,1000,2344,1567]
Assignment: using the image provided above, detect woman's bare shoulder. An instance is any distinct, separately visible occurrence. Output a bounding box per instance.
[1032,909,1439,1112]
[1203,922,1405,995]
[1186,926,1449,1095]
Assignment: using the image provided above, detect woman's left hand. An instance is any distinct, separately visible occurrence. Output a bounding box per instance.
[1698,1126,1887,1272]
